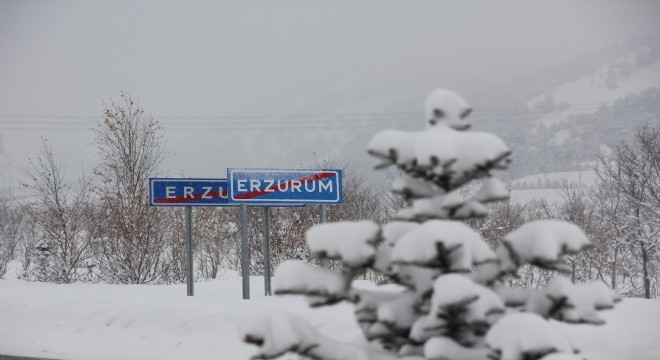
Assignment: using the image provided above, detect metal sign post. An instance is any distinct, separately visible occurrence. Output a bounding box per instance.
[319,204,328,268]
[263,207,271,296]
[186,206,194,296]
[240,204,250,300]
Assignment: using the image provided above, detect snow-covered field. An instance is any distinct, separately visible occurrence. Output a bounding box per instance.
[508,170,597,206]
[1,271,659,360]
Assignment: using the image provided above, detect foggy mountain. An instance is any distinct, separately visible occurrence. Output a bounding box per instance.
[480,35,660,179]
[185,34,660,182]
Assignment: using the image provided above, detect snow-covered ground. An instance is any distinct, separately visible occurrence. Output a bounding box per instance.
[0,271,366,360]
[509,188,564,206]
[508,170,596,206]
[1,271,659,360]
[512,170,597,188]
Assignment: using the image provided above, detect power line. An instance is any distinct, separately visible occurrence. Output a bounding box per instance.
[0,101,653,131]
[0,99,639,123]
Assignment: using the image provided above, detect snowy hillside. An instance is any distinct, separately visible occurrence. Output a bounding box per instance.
[1,272,659,360]
[527,51,660,127]
[491,41,660,178]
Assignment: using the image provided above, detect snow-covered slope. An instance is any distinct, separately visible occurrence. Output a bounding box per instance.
[501,42,660,178]
[527,50,660,127]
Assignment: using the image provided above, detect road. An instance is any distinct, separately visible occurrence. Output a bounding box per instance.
[0,355,59,360]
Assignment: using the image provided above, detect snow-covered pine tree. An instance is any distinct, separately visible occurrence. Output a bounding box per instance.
[239,89,620,360]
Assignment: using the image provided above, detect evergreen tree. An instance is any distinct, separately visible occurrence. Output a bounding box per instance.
[240,89,619,360]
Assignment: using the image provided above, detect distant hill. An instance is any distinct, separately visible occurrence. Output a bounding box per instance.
[469,37,660,179]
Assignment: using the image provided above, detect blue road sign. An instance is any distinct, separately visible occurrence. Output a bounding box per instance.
[227,169,343,205]
[149,178,230,207]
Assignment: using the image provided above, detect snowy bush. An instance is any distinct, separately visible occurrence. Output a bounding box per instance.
[240,89,619,360]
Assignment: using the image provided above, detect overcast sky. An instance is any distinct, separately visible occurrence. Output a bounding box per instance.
[1,0,659,189]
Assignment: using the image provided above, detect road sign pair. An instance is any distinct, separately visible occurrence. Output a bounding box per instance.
[149,169,343,206]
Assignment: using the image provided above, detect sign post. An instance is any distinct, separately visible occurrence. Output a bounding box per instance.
[240,204,250,300]
[186,206,194,296]
[263,207,271,296]
[319,204,328,268]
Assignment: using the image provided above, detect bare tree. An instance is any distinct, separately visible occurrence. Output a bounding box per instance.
[192,207,233,279]
[556,178,611,285]
[92,91,174,284]
[0,199,24,279]
[21,139,93,283]
[594,123,659,298]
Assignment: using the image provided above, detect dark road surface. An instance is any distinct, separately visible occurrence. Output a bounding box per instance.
[0,355,59,360]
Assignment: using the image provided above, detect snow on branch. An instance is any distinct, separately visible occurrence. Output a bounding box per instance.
[525,277,621,325]
[390,265,440,294]
[367,130,417,170]
[239,311,397,360]
[394,178,507,222]
[273,261,352,306]
[307,221,381,267]
[411,274,504,345]
[391,220,494,271]
[498,220,592,274]
[368,127,511,192]
[472,178,509,203]
[382,221,420,247]
[353,288,403,335]
[413,128,511,188]
[392,174,446,199]
[424,89,473,131]
[375,292,420,337]
[485,313,577,360]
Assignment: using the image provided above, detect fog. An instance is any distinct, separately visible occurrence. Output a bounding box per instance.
[1,0,659,189]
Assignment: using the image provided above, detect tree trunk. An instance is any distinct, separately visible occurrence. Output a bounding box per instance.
[642,242,651,299]
[571,259,576,284]
[611,244,618,289]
